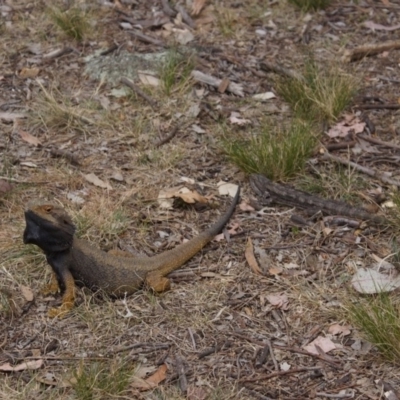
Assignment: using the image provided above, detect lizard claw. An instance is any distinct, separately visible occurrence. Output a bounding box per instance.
[48,302,73,318]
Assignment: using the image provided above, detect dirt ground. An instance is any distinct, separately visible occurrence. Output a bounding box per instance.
[1,0,400,399]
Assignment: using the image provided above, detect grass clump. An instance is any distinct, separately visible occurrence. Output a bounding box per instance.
[30,82,96,135]
[276,60,358,124]
[72,360,132,400]
[49,7,90,41]
[159,49,194,95]
[224,120,316,181]
[346,292,400,364]
[288,0,331,11]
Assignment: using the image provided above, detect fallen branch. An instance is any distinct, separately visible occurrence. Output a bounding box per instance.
[121,77,158,109]
[323,151,400,187]
[359,133,400,151]
[128,30,165,47]
[260,61,304,81]
[191,70,244,96]
[342,39,400,62]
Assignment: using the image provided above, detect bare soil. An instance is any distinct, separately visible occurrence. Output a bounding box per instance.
[1,1,400,399]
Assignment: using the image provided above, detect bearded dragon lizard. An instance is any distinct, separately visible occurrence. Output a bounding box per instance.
[23,187,240,317]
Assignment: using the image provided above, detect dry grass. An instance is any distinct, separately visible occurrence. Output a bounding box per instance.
[287,0,332,12]
[276,60,359,123]
[48,6,91,41]
[1,0,400,398]
[346,293,400,364]
[224,119,317,180]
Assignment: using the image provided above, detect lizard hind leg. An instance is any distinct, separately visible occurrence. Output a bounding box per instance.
[145,272,171,293]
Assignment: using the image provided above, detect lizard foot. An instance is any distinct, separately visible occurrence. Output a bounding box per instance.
[41,283,60,296]
[146,273,171,293]
[48,302,73,318]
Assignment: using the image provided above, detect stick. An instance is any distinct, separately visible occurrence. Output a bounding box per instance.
[343,39,400,62]
[121,77,158,109]
[323,152,400,187]
[191,70,244,96]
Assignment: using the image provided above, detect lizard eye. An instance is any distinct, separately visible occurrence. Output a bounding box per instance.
[44,205,53,213]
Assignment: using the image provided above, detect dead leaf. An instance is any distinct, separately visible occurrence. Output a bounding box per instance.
[364,21,400,31]
[213,222,239,242]
[20,285,34,302]
[175,29,195,45]
[0,359,43,372]
[111,171,124,182]
[0,112,26,122]
[252,92,276,101]
[84,173,113,190]
[20,161,37,168]
[266,293,289,310]
[303,336,340,355]
[0,180,13,195]
[138,73,160,86]
[146,364,167,385]
[191,0,206,15]
[217,181,239,197]
[18,130,42,146]
[351,268,400,294]
[326,115,365,138]
[269,266,283,275]
[158,187,208,208]
[245,237,263,275]
[239,201,255,212]
[19,67,40,79]
[229,111,250,125]
[177,188,208,204]
[328,324,351,336]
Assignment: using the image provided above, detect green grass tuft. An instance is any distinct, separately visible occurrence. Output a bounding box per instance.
[276,60,358,124]
[159,49,194,96]
[49,7,90,41]
[224,120,317,181]
[288,0,332,11]
[346,292,400,364]
[72,360,132,400]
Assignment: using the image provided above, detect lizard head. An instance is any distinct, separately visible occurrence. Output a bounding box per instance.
[23,203,76,252]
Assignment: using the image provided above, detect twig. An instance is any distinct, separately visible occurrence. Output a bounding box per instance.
[49,149,81,166]
[175,355,188,394]
[175,5,195,28]
[121,76,158,109]
[231,331,340,368]
[198,341,230,359]
[266,340,279,371]
[191,70,244,96]
[239,366,322,383]
[108,342,170,355]
[316,391,355,399]
[154,125,179,147]
[41,47,74,61]
[342,39,400,62]
[160,0,176,17]
[187,328,197,350]
[325,140,356,152]
[0,176,47,184]
[355,103,400,110]
[359,133,400,151]
[128,30,166,47]
[323,151,400,187]
[260,61,304,81]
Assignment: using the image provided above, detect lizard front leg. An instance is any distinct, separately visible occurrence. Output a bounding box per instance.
[41,271,60,295]
[48,269,76,318]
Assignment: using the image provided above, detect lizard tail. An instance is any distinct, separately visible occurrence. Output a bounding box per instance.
[148,186,240,276]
